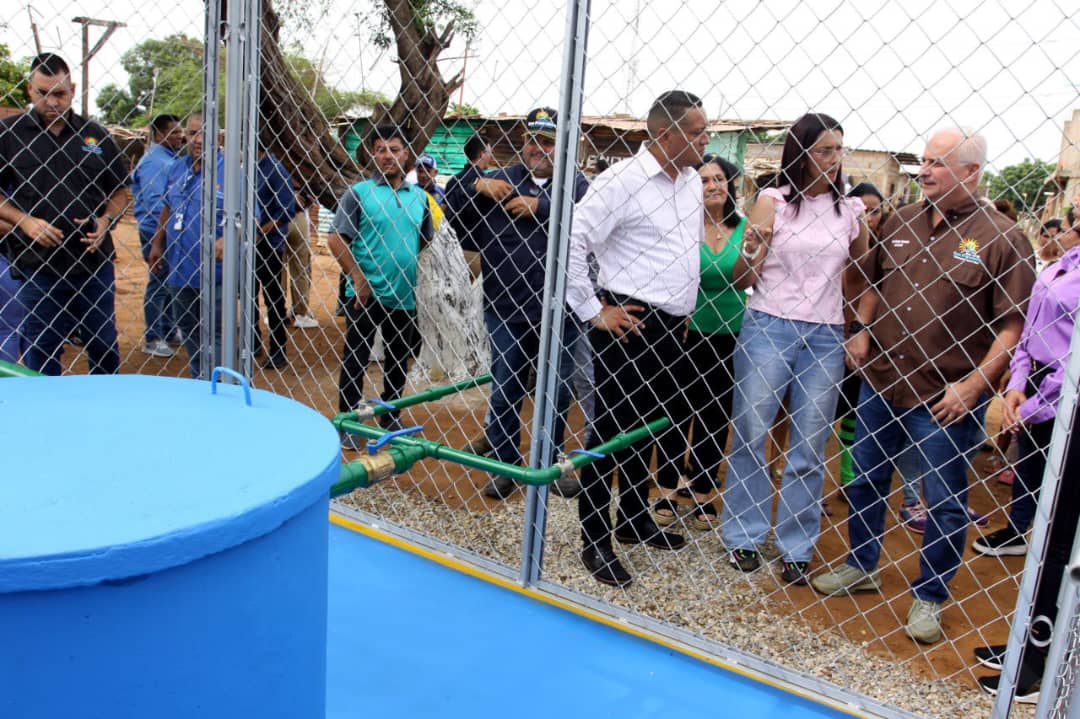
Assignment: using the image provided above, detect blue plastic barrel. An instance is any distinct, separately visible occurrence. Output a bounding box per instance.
[0,373,340,718]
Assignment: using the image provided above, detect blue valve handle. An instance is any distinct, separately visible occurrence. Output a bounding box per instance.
[210,366,252,407]
[367,425,425,454]
[569,448,605,459]
[366,399,398,410]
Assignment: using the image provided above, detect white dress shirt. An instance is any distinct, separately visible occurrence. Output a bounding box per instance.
[566,145,703,322]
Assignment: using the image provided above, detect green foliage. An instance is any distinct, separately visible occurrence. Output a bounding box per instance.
[0,43,31,108]
[96,34,208,125]
[361,0,478,50]
[985,158,1056,215]
[447,102,479,117]
[283,53,390,118]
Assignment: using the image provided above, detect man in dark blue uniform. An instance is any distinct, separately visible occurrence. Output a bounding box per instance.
[463,107,590,499]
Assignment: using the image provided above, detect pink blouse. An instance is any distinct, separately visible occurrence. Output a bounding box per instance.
[747,187,863,325]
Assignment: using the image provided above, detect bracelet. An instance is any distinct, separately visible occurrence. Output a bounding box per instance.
[741,241,764,260]
[104,213,119,229]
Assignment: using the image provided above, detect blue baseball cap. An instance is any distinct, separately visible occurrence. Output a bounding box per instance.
[525,107,558,140]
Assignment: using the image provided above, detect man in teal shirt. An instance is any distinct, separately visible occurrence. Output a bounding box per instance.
[328,124,432,441]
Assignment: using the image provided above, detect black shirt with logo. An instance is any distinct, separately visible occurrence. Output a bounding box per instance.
[0,110,129,277]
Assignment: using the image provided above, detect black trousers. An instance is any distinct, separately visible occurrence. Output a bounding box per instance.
[1020,406,1080,672]
[254,241,288,361]
[578,295,687,548]
[338,298,419,415]
[657,329,738,495]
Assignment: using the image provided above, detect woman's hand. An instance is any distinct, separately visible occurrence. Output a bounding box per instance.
[1000,389,1027,434]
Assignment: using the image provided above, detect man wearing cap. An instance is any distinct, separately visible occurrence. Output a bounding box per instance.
[0,53,129,376]
[463,107,590,500]
[415,153,445,207]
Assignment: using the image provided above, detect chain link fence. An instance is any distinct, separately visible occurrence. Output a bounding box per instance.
[3,1,1080,717]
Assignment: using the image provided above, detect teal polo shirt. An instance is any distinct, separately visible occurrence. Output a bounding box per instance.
[330,177,432,311]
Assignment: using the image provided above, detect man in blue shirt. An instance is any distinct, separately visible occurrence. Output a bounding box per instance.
[131,113,183,358]
[254,149,296,369]
[463,107,590,499]
[148,112,224,379]
[328,124,432,441]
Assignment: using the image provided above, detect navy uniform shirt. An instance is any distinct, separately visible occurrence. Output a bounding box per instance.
[0,110,129,277]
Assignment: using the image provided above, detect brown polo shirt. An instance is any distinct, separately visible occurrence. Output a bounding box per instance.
[865,197,1034,408]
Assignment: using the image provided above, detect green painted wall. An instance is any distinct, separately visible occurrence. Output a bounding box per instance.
[340,118,480,174]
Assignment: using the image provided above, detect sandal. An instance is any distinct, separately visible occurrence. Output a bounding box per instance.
[653,498,680,526]
[690,500,719,531]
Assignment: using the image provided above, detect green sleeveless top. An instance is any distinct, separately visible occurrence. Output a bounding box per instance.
[688,217,748,335]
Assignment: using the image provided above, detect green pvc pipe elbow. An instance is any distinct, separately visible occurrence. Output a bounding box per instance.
[335,416,670,487]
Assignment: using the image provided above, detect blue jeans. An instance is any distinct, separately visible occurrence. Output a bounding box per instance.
[484,313,577,466]
[0,255,23,363]
[139,228,174,343]
[846,383,985,603]
[169,285,223,379]
[18,263,119,376]
[722,309,845,562]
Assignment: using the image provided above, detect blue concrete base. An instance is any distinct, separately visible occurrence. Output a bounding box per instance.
[327,521,850,719]
[1,500,329,718]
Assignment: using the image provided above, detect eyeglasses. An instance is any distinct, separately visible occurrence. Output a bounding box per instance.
[808,146,850,158]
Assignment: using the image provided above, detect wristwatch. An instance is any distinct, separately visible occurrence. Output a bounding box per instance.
[846,320,867,335]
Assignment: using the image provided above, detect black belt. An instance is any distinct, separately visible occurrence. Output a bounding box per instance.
[1027,360,1053,395]
[599,291,687,330]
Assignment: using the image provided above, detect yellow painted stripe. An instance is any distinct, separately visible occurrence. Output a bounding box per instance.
[329,512,868,719]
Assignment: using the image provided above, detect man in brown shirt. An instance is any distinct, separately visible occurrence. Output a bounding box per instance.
[812,127,1035,645]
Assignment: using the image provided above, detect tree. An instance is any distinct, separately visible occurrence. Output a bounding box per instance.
[257,0,478,207]
[0,43,30,109]
[986,159,1056,215]
[97,34,206,125]
[448,102,480,117]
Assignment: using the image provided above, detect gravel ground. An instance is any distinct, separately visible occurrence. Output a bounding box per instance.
[337,484,1041,719]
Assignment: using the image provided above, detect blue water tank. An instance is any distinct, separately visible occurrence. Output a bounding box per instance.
[0,374,340,718]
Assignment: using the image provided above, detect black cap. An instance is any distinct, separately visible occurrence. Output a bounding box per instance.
[525,107,558,140]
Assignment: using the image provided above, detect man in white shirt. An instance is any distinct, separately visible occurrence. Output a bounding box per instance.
[565,90,708,587]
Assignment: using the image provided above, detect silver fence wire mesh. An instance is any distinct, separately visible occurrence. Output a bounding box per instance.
[1042,584,1080,719]
[2,0,1080,717]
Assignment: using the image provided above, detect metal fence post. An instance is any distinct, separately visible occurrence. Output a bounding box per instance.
[199,0,222,381]
[519,0,592,586]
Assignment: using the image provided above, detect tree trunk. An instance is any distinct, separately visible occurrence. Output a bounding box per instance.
[244,0,463,209]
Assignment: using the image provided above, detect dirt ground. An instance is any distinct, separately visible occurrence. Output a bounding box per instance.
[92,215,1024,694]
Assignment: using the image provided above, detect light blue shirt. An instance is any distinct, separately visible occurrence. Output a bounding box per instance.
[132,143,180,235]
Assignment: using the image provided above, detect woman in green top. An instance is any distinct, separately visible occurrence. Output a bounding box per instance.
[656,154,751,530]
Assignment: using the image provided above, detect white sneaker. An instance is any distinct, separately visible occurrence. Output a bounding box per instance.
[141,339,175,358]
[293,314,319,329]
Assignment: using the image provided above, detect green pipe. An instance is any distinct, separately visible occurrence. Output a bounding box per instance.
[336,416,670,487]
[0,360,42,378]
[333,373,493,425]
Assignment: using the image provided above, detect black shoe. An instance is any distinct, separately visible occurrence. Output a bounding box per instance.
[549,475,581,498]
[260,355,288,370]
[614,519,686,550]
[581,545,632,587]
[973,528,1027,557]
[974,644,1007,671]
[483,474,516,500]
[729,548,761,572]
[781,560,810,585]
[978,665,1042,704]
[378,413,404,433]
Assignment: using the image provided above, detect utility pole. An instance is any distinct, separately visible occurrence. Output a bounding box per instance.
[27,5,42,54]
[71,16,126,117]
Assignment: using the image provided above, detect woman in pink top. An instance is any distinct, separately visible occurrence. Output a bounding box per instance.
[721,113,869,584]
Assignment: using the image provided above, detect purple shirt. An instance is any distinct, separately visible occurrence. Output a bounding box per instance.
[1007,244,1080,423]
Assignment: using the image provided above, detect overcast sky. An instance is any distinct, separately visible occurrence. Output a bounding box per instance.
[2,0,1077,171]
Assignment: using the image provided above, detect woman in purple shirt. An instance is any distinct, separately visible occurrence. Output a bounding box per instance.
[974,207,1080,703]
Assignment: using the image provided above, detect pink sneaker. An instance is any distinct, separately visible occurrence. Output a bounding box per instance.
[967,507,989,527]
[899,501,928,534]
